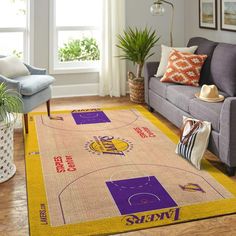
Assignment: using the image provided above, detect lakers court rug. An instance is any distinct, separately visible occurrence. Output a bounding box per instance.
[25,106,236,236]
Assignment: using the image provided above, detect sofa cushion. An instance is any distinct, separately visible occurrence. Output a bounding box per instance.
[211,43,236,96]
[187,37,218,85]
[166,85,201,113]
[15,75,55,96]
[189,99,223,132]
[149,77,174,99]
[155,44,198,77]
[0,55,30,78]
[161,50,207,87]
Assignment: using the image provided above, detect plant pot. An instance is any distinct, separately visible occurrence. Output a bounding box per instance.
[128,74,145,104]
[0,115,15,183]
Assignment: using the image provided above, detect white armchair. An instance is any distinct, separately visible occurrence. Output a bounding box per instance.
[0,57,55,133]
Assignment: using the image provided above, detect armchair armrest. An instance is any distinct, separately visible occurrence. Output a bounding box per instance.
[144,61,160,104]
[219,97,236,166]
[0,75,21,94]
[24,64,47,75]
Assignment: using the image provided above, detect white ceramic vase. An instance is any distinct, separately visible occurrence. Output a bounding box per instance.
[0,114,15,183]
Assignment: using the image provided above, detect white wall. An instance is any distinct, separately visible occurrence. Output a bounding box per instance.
[126,0,185,58]
[126,0,185,74]
[33,0,185,97]
[185,0,236,44]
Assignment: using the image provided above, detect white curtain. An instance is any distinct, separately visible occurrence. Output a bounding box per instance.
[99,0,126,97]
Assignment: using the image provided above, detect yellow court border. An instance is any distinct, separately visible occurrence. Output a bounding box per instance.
[25,105,236,236]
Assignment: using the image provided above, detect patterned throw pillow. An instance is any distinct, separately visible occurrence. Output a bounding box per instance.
[161,50,207,87]
[155,45,198,77]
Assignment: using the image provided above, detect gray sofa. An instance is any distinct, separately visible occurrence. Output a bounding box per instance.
[144,37,236,176]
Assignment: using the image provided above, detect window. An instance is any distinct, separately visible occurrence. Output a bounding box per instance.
[50,0,102,74]
[0,0,31,62]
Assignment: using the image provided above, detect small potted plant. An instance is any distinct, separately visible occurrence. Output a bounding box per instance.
[117,27,159,103]
[0,83,22,183]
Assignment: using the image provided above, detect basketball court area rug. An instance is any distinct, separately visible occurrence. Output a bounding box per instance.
[24,105,236,236]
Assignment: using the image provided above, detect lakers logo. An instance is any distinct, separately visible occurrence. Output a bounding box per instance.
[179,183,205,193]
[85,136,133,156]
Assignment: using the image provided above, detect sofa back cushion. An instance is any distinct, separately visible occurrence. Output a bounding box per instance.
[211,43,236,96]
[187,37,218,85]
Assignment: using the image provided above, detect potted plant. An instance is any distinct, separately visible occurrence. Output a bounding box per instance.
[0,83,22,183]
[117,27,159,103]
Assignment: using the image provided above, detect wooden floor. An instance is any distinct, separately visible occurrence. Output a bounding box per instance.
[1,96,236,236]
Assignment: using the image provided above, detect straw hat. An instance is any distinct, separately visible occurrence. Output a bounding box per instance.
[195,85,224,102]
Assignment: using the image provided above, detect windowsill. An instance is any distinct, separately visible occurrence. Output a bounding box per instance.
[50,60,100,75]
[49,67,100,75]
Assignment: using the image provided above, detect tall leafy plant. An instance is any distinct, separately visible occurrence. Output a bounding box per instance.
[0,83,22,124]
[117,27,159,79]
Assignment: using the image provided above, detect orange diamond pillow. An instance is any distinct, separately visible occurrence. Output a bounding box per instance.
[160,50,207,87]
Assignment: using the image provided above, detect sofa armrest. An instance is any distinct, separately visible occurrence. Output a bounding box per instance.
[144,61,160,104]
[0,75,21,93]
[219,97,236,166]
[24,64,47,75]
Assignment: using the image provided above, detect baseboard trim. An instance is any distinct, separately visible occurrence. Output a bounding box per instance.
[52,83,99,98]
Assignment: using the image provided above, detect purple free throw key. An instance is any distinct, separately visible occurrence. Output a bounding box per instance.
[106,176,177,215]
[72,111,111,125]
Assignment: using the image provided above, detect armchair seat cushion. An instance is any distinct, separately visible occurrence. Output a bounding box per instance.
[15,75,55,96]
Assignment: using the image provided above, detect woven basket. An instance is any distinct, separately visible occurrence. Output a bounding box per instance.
[0,117,15,183]
[128,78,144,104]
